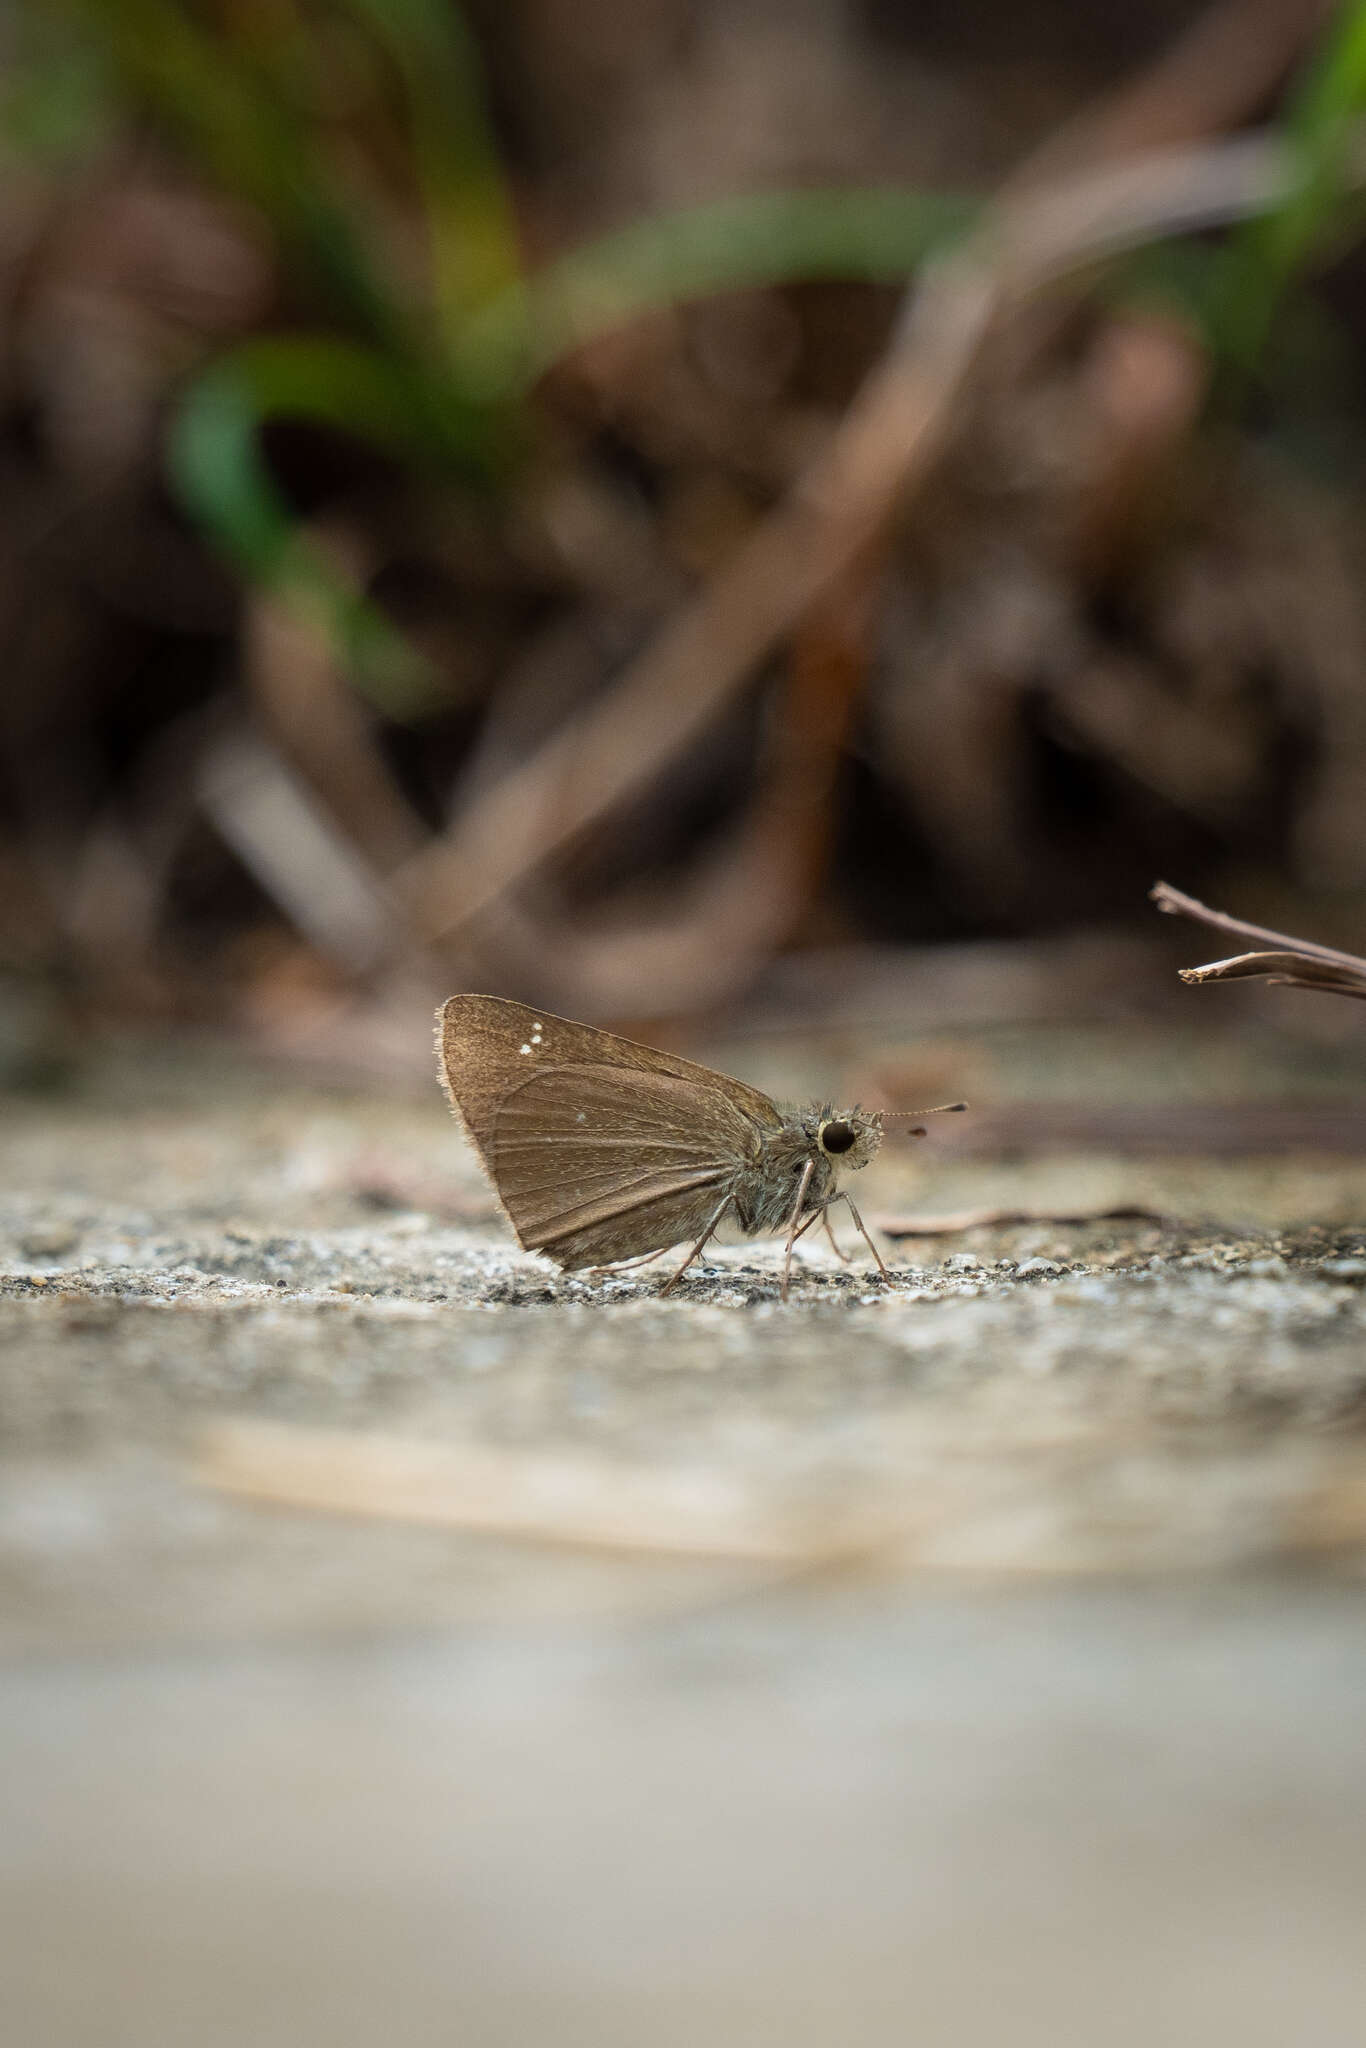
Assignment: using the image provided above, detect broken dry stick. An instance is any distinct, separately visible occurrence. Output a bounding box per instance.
[872,1203,1169,1238]
[1151,881,1366,1001]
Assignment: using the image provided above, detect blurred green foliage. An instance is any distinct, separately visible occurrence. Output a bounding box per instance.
[8,0,1366,720]
[1209,0,1366,384]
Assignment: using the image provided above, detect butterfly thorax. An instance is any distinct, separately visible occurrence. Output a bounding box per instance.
[731,1104,884,1238]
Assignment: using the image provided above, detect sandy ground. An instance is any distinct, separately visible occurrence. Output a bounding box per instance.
[5,1017,1366,2045]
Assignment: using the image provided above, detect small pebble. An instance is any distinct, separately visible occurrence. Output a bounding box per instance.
[1054,1277,1116,1304]
[1320,1257,1366,1280]
[1014,1257,1061,1279]
[18,1224,78,1260]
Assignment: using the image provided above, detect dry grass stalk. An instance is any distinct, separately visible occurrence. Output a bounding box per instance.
[1152,880,1366,1002]
[194,1417,909,1562]
[400,0,1331,950]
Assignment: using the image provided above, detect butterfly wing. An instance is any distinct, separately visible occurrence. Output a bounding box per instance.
[438,995,782,1129]
[490,1063,758,1265]
[437,996,779,1267]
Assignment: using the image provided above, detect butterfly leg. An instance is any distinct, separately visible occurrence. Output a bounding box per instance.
[658,1196,734,1297]
[841,1193,891,1283]
[786,1207,847,1261]
[781,1159,816,1302]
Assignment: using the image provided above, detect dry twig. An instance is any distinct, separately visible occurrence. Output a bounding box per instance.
[195,1418,906,1561]
[1152,880,1366,1002]
[399,0,1329,951]
[872,1204,1169,1238]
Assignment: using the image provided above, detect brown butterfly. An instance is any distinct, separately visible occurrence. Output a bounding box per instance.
[437,995,965,1298]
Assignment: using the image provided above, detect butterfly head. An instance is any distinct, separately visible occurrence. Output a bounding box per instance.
[814,1107,883,1173]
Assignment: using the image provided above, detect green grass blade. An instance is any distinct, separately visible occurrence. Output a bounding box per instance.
[58,0,411,347]
[457,185,978,397]
[1209,0,1366,380]
[337,0,523,342]
[168,350,443,721]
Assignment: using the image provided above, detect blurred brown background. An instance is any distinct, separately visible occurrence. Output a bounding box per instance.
[2,0,1365,1077]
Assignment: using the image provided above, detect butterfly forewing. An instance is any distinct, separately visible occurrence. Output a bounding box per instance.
[438,996,778,1267]
[439,995,782,1131]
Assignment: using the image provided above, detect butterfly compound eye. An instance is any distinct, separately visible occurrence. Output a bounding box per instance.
[820,1120,857,1155]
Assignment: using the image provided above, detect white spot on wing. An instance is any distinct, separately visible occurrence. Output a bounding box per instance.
[519,1043,532,1055]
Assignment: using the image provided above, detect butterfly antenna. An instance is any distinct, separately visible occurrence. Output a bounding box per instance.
[884,1101,968,1139]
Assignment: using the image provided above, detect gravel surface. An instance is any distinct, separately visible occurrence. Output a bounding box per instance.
[6,1026,1366,2045]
